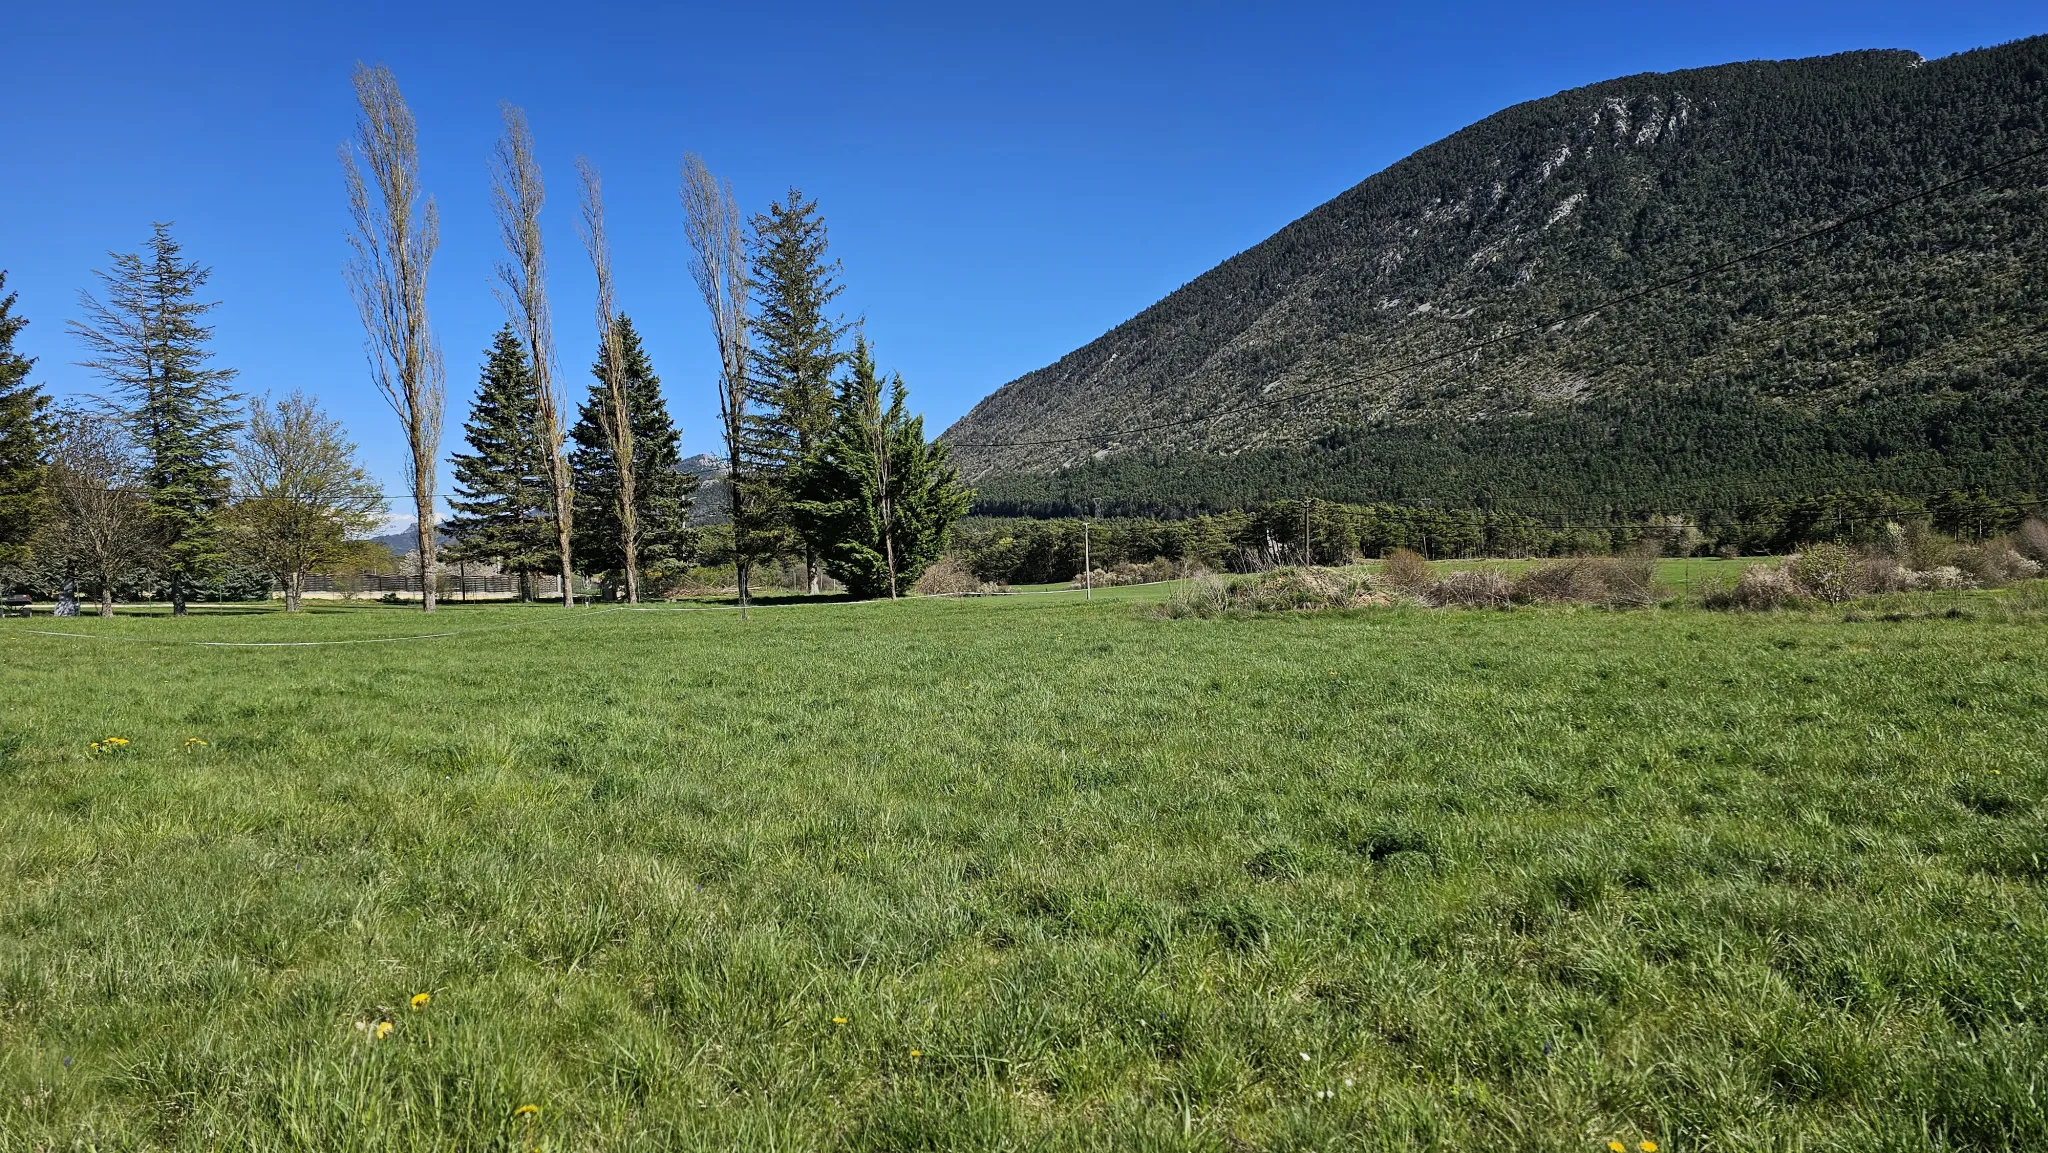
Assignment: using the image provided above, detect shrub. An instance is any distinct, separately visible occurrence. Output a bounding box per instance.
[1509,556,1656,606]
[1069,558,1190,590]
[916,557,1010,597]
[1791,543,1860,605]
[1159,574,1233,618]
[1379,548,1433,593]
[1426,568,1512,607]
[1704,563,1799,610]
[1154,568,1384,617]
[2018,518,2048,564]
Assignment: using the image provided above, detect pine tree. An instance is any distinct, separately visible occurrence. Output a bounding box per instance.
[789,338,971,599]
[447,325,554,593]
[568,315,698,596]
[0,272,51,566]
[70,225,239,615]
[746,189,848,594]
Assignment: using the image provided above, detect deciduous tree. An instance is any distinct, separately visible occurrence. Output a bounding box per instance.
[36,406,151,617]
[492,104,575,607]
[343,63,444,612]
[680,152,759,615]
[228,391,385,612]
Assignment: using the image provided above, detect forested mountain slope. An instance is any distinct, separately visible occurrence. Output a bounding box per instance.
[945,37,2048,517]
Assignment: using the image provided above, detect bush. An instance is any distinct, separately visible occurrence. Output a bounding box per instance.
[1509,556,1656,606]
[916,557,1010,597]
[1154,568,1384,618]
[1069,558,1190,589]
[1425,568,1512,607]
[1704,563,1800,610]
[1379,548,1432,593]
[1791,543,1860,605]
[2018,519,2048,564]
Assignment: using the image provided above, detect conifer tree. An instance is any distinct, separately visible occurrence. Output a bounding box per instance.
[568,315,698,595]
[0,272,50,565]
[790,338,971,599]
[446,325,554,593]
[747,189,847,594]
[71,225,239,615]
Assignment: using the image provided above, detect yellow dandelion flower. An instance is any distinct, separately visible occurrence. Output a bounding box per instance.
[1639,1144,1657,1153]
[105,737,128,746]
[515,1104,539,1118]
[1608,1143,1625,1153]
[184,737,207,748]
[410,993,430,1011]
[831,1016,848,1025]
[910,1048,922,1059]
[374,1021,393,1039]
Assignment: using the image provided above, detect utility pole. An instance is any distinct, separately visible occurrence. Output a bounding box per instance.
[1083,503,1094,601]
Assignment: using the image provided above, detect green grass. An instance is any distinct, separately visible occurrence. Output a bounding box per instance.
[0,593,2043,1150]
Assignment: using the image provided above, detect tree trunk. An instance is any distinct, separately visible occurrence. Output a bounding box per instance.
[736,557,750,619]
[171,572,187,617]
[554,482,574,608]
[807,550,820,596]
[55,576,79,618]
[416,495,438,613]
[285,571,303,613]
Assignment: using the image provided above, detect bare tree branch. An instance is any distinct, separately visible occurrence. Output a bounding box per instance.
[492,103,576,607]
[680,152,754,615]
[342,62,443,612]
[577,157,639,604]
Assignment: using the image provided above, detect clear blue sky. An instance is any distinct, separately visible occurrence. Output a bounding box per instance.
[4,1,2041,523]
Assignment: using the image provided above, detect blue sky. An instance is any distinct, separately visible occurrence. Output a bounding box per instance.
[3,1,2041,521]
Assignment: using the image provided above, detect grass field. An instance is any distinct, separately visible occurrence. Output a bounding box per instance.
[1,586,2044,1150]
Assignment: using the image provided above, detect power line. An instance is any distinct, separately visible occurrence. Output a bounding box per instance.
[950,140,2048,451]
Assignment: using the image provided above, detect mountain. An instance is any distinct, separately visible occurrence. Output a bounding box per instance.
[945,37,2048,518]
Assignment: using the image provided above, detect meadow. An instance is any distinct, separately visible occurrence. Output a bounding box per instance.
[0,583,2043,1150]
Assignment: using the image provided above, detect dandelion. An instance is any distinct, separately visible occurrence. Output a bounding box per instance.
[831,1016,848,1025]
[1639,1144,1657,1153]
[104,737,128,746]
[515,1104,539,1118]
[910,1049,922,1059]
[410,993,431,1011]
[184,737,207,749]
[1608,1143,1625,1152]
[374,1021,393,1039]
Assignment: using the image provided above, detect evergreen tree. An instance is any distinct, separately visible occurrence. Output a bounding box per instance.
[790,338,971,598]
[568,315,698,595]
[0,272,51,565]
[71,225,239,615]
[447,325,554,591]
[746,189,848,593]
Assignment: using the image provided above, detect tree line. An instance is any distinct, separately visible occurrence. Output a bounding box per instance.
[0,64,970,614]
[954,487,2044,584]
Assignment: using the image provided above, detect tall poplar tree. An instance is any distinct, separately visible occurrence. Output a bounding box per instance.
[0,272,50,565]
[71,225,239,615]
[789,338,971,599]
[747,188,847,594]
[568,315,698,595]
[446,325,554,593]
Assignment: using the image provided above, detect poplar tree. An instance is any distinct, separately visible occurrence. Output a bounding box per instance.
[71,225,239,615]
[747,189,847,594]
[0,272,50,565]
[789,337,971,599]
[446,326,554,593]
[568,315,698,596]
